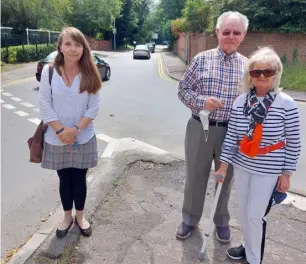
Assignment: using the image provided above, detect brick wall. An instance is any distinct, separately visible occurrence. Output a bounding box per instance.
[173,32,306,63]
[85,36,112,51]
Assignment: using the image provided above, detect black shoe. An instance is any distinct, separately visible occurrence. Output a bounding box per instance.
[56,220,73,239]
[227,245,246,260]
[75,217,92,237]
[176,222,197,240]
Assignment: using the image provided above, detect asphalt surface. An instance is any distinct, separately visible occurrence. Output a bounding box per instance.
[1,45,305,259]
[26,152,306,264]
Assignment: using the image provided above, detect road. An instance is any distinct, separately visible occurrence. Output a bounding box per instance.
[1,45,305,258]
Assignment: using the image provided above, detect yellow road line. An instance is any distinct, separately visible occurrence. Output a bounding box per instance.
[158,54,167,80]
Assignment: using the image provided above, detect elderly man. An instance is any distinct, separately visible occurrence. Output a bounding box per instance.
[176,11,249,242]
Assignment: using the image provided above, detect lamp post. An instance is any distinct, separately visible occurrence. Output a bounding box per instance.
[113,17,117,51]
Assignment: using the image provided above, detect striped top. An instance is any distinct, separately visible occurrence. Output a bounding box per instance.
[178,47,248,121]
[220,91,301,176]
[39,65,100,146]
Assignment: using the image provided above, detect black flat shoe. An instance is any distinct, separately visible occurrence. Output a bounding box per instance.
[56,220,73,239]
[75,217,92,237]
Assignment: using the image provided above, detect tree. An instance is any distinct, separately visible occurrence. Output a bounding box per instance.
[116,0,139,46]
[1,0,70,30]
[66,0,122,37]
[218,0,306,33]
[182,0,212,32]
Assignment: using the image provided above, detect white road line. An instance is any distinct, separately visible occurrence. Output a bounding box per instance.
[0,89,3,92]
[96,133,114,142]
[2,92,13,97]
[11,97,22,102]
[28,118,41,125]
[2,104,16,109]
[21,102,35,107]
[0,99,4,103]
[33,108,40,112]
[15,111,29,117]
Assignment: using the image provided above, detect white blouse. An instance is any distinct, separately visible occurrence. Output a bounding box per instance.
[39,65,100,146]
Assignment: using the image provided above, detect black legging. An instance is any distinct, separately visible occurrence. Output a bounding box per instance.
[56,168,88,211]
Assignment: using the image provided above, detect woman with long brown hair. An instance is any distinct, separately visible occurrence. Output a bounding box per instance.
[39,27,102,238]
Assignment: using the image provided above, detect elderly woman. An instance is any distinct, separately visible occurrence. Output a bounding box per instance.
[214,47,301,264]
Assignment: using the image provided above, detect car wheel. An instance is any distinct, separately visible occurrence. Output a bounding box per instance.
[104,67,111,81]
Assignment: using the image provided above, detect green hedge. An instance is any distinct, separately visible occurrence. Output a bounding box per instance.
[1,43,57,63]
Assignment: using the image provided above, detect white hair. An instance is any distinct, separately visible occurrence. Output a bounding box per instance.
[216,11,249,32]
[240,46,283,93]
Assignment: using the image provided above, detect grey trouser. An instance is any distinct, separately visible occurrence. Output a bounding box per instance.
[182,117,233,227]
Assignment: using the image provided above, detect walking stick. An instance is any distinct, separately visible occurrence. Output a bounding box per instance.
[198,174,223,261]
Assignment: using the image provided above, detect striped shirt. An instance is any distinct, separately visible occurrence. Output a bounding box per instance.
[220,92,301,176]
[178,47,248,121]
[39,65,100,146]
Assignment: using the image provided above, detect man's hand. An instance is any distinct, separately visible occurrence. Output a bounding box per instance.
[204,97,224,111]
[277,174,291,193]
[213,162,228,183]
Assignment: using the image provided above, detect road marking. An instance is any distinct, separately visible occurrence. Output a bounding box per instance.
[96,133,114,143]
[21,102,34,107]
[2,92,13,97]
[158,54,167,81]
[158,54,176,83]
[2,104,16,109]
[15,111,29,117]
[0,89,3,92]
[33,108,40,112]
[0,99,4,103]
[28,118,41,125]
[1,76,35,88]
[11,97,23,102]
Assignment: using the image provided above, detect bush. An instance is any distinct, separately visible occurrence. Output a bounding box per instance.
[1,43,57,63]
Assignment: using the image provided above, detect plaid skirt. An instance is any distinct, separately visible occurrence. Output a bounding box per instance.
[41,135,98,170]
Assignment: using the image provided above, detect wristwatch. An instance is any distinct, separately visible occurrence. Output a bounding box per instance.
[282,170,292,177]
[74,125,80,133]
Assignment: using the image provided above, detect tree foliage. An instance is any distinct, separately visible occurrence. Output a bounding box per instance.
[215,0,306,33]
[1,0,71,31]
[182,0,212,32]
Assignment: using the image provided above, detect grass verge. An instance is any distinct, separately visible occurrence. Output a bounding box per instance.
[280,63,306,91]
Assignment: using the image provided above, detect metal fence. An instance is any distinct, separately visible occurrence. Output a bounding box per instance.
[1,27,61,48]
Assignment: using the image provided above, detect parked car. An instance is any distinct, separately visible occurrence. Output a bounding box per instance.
[162,41,169,46]
[36,51,111,82]
[145,43,155,53]
[133,45,151,60]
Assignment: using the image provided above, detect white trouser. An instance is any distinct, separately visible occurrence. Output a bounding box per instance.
[233,166,278,264]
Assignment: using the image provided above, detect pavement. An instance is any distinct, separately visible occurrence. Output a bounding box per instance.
[8,138,306,264]
[160,51,306,102]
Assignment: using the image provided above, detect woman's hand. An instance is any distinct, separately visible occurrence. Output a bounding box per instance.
[57,127,77,145]
[213,163,228,183]
[277,174,291,193]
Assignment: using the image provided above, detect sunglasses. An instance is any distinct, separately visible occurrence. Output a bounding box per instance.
[222,31,242,36]
[249,69,276,77]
